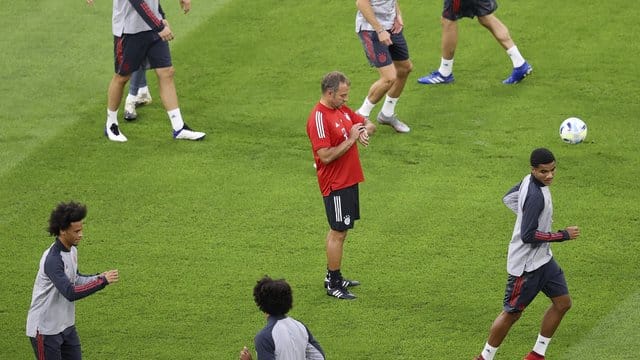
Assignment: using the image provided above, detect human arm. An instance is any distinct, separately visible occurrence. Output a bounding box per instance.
[127,0,167,34]
[356,0,392,45]
[391,1,404,34]
[305,328,326,360]
[316,124,365,164]
[520,191,579,243]
[44,257,110,302]
[502,183,521,214]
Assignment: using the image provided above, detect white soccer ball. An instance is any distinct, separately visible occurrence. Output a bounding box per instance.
[559,117,587,144]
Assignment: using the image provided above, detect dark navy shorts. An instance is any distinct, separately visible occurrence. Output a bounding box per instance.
[29,325,82,360]
[323,184,360,231]
[442,0,498,20]
[503,258,569,313]
[113,31,172,75]
[358,30,410,67]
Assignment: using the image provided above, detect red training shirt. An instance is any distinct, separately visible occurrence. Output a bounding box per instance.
[306,102,365,196]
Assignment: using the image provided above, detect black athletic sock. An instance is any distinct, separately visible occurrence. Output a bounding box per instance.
[328,269,342,288]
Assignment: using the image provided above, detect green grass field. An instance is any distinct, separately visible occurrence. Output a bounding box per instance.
[1,0,639,359]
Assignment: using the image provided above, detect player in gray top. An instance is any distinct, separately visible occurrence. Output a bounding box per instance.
[26,202,119,360]
[474,148,580,360]
[240,276,325,360]
[354,0,413,133]
[105,0,206,142]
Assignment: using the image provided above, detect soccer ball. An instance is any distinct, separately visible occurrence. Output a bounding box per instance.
[559,117,587,144]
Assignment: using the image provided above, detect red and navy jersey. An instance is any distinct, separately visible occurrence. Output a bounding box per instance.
[307,103,365,196]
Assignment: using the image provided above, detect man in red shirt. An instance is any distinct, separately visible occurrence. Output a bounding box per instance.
[306,71,375,300]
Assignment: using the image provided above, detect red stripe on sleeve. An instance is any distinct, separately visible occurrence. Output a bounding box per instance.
[534,230,565,241]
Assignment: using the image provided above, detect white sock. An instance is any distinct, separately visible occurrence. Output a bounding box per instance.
[357,97,376,117]
[506,45,526,68]
[167,108,185,131]
[438,57,454,77]
[106,109,118,127]
[137,86,149,96]
[126,93,137,102]
[481,343,498,360]
[532,334,551,356]
[380,95,398,117]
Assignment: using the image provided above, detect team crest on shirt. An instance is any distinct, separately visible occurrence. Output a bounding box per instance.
[344,215,351,226]
[344,113,351,121]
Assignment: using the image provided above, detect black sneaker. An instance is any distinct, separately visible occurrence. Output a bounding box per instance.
[326,285,356,300]
[324,276,361,289]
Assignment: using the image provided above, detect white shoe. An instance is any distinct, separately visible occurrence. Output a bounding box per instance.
[377,112,410,133]
[124,98,137,121]
[105,123,128,142]
[135,91,152,106]
[173,124,206,141]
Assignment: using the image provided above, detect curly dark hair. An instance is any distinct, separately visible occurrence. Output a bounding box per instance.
[253,276,293,316]
[47,202,87,236]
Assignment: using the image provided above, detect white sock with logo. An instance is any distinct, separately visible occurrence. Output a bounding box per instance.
[167,108,185,131]
[506,46,526,68]
[532,334,551,356]
[107,109,118,127]
[438,57,454,77]
[380,95,398,117]
[357,97,376,117]
[481,343,498,360]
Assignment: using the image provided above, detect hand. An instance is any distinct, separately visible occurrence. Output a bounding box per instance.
[102,270,119,284]
[180,0,191,14]
[349,124,365,142]
[158,25,174,42]
[565,226,580,240]
[358,129,370,147]
[377,30,392,46]
[240,346,252,360]
[86,0,94,5]
[391,16,404,34]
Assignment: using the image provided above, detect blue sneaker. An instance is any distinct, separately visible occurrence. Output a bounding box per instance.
[417,70,454,85]
[503,61,532,84]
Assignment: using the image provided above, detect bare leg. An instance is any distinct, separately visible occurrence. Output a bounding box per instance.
[387,59,413,98]
[365,64,397,104]
[107,74,131,111]
[441,17,458,60]
[487,311,522,347]
[155,66,178,110]
[477,14,514,50]
[539,295,572,337]
[326,229,347,271]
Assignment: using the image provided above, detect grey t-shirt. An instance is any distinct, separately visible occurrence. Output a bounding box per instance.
[355,0,397,32]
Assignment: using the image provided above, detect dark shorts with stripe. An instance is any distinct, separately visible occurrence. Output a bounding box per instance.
[358,30,410,68]
[503,258,569,313]
[29,325,81,360]
[442,0,498,21]
[113,31,172,75]
[323,184,360,231]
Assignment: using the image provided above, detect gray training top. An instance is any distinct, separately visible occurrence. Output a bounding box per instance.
[26,239,108,337]
[112,0,164,36]
[355,0,397,32]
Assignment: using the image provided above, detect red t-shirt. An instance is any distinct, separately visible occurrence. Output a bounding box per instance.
[306,102,365,196]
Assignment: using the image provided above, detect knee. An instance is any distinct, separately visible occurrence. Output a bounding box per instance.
[380,74,397,88]
[396,61,413,78]
[114,73,131,85]
[555,297,572,314]
[156,66,175,79]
